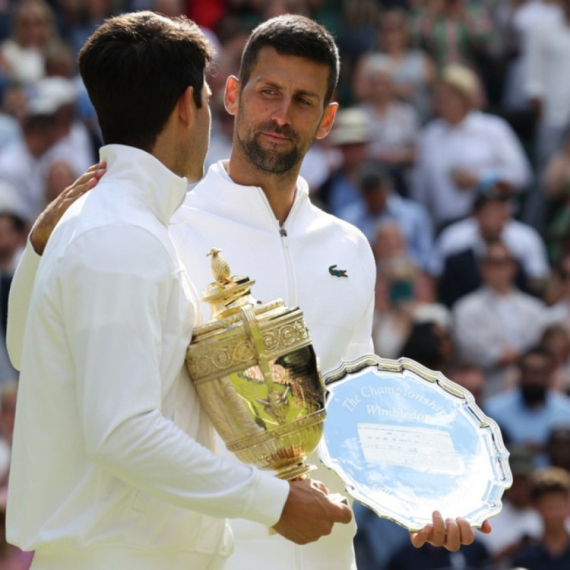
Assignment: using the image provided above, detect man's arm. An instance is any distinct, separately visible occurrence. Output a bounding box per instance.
[6,164,105,370]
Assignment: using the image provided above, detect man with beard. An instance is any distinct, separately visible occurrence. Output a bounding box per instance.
[485,347,570,467]
[9,14,489,570]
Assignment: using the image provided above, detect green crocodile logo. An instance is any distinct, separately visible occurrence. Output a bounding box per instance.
[329,264,348,278]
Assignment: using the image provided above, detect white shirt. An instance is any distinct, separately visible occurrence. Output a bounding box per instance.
[6,146,288,569]
[170,161,376,570]
[526,9,570,127]
[432,216,549,279]
[412,112,532,227]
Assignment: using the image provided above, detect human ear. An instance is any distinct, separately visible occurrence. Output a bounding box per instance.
[315,102,339,140]
[224,75,240,117]
[178,86,195,128]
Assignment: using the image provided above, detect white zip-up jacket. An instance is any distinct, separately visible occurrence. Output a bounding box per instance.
[6,147,289,570]
[169,161,376,570]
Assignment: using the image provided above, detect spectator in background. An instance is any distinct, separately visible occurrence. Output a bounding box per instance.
[0,0,56,85]
[0,182,27,278]
[526,0,570,171]
[371,9,435,122]
[444,358,485,408]
[411,0,492,70]
[547,426,570,473]
[399,320,453,371]
[318,107,370,216]
[453,241,546,396]
[541,324,570,394]
[44,160,76,205]
[412,64,531,231]
[512,466,570,570]
[548,253,570,334]
[0,99,57,221]
[435,181,548,307]
[339,162,434,271]
[354,54,419,195]
[485,347,570,465]
[543,127,570,265]
[477,445,542,569]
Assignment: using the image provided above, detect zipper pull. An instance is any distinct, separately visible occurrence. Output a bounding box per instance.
[279,227,287,237]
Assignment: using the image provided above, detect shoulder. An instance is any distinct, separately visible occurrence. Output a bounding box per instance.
[485,389,519,413]
[453,289,486,314]
[471,112,515,135]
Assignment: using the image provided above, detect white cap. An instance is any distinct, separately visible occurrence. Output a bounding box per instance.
[28,77,76,117]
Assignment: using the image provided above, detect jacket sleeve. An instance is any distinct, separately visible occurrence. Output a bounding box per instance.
[59,225,289,526]
[6,240,40,371]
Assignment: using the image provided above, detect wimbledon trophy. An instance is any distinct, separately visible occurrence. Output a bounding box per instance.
[186,250,512,529]
[186,249,325,481]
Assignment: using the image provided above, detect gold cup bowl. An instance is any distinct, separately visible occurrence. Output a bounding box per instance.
[185,249,326,481]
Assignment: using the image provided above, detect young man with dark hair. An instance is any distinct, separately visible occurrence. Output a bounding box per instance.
[512,466,570,569]
[10,13,488,570]
[6,12,350,570]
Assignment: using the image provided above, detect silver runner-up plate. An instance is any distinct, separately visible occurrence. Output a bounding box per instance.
[318,355,512,531]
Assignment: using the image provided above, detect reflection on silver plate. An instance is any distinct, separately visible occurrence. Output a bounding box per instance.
[318,354,512,531]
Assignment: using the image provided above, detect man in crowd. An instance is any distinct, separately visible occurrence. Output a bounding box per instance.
[485,347,570,466]
[6,12,352,570]
[10,14,489,570]
[453,241,546,396]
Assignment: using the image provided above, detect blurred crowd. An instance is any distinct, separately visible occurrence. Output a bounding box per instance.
[0,0,570,569]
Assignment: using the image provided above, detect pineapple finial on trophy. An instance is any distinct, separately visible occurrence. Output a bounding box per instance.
[207,248,231,284]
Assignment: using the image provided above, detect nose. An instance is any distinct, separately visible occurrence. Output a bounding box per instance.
[270,97,292,128]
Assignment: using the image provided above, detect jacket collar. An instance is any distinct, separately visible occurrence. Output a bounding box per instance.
[100,144,188,226]
[191,160,310,231]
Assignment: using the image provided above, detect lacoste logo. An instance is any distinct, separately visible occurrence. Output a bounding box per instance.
[329,264,348,278]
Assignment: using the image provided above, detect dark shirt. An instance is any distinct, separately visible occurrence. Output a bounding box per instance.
[512,539,570,570]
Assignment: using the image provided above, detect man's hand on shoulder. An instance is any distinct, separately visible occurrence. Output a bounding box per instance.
[30,162,106,255]
[272,478,352,545]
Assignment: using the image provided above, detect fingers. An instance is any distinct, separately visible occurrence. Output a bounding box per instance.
[457,518,474,546]
[410,524,432,548]
[445,518,460,551]
[328,500,353,525]
[430,511,446,547]
[64,163,107,198]
[479,520,492,534]
[311,479,329,495]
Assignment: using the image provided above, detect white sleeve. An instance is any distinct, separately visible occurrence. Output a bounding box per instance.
[524,26,546,99]
[6,239,40,371]
[61,226,289,526]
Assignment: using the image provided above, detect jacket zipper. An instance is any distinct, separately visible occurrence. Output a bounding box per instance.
[256,187,302,307]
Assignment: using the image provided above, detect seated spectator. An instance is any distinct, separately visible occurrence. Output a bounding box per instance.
[485,347,570,466]
[44,161,76,205]
[435,181,548,306]
[361,9,435,122]
[0,182,27,277]
[411,64,532,231]
[512,467,570,570]
[453,241,546,396]
[399,320,453,372]
[543,128,570,265]
[548,253,570,331]
[339,163,434,271]
[355,55,419,195]
[443,359,485,408]
[318,108,370,216]
[547,426,570,473]
[477,445,542,568]
[410,0,492,71]
[0,0,56,85]
[541,324,570,394]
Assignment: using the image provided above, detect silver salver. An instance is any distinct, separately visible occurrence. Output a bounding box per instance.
[318,354,512,531]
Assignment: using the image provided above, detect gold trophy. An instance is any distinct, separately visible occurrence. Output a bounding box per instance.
[186,249,326,481]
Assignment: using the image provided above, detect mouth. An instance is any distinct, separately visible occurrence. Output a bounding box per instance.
[261,132,293,143]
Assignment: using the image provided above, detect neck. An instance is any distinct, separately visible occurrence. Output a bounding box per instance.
[543,527,570,553]
[227,151,299,226]
[372,99,390,114]
[489,283,512,296]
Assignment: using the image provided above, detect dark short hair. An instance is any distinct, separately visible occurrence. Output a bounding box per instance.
[518,345,554,370]
[239,15,340,105]
[359,161,392,192]
[78,11,214,151]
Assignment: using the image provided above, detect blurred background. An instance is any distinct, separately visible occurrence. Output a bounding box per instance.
[1,0,570,568]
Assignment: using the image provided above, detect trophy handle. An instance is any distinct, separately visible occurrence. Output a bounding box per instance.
[241,305,290,425]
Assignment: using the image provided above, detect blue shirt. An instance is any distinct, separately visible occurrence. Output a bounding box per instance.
[339,193,434,272]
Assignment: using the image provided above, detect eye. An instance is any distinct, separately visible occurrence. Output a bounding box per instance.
[261,88,276,96]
